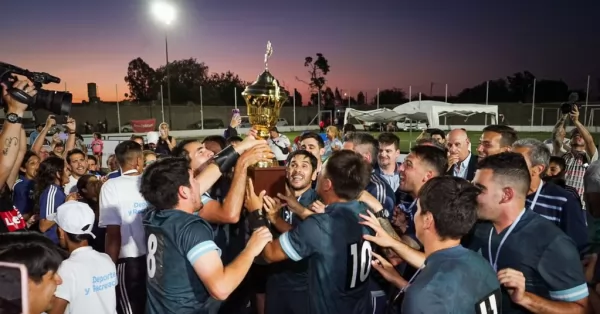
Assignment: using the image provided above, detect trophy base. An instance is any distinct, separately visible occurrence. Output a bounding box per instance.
[248,166,287,197]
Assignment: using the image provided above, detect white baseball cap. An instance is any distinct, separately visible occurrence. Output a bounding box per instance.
[54,201,96,239]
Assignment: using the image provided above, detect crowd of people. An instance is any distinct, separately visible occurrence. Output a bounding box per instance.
[1,79,600,314]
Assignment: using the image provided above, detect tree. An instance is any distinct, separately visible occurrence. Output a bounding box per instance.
[203,71,247,106]
[155,58,209,103]
[334,88,343,106]
[357,91,366,105]
[535,80,569,102]
[124,57,158,101]
[375,88,407,105]
[297,53,330,107]
[293,89,303,106]
[456,79,512,103]
[507,71,536,102]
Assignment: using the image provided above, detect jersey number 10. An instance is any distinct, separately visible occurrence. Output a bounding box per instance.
[347,241,373,289]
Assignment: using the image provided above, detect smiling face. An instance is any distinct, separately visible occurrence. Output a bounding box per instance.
[21,154,40,180]
[68,152,88,177]
[378,142,400,168]
[286,154,316,191]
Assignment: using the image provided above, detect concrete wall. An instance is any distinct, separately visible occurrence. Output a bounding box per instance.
[69,102,321,132]
[68,101,600,133]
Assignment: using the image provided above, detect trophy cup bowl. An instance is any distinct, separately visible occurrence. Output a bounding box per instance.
[242,68,289,196]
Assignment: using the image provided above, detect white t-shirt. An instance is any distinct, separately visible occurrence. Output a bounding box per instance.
[99,174,147,258]
[64,176,78,194]
[268,134,291,161]
[54,247,117,314]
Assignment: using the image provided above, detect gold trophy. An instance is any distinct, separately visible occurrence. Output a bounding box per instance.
[243,41,288,196]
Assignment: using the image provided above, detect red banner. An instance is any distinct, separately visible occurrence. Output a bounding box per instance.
[131,119,156,133]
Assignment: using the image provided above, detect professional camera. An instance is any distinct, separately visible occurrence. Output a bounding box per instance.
[560,92,580,114]
[0,62,72,115]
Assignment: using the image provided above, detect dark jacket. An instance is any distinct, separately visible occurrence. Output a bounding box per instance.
[446,153,478,181]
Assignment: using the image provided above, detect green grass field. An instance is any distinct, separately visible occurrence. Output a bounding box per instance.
[280,130,558,153]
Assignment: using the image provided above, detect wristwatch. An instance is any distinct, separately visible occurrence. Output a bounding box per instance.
[6,113,23,124]
[372,208,389,219]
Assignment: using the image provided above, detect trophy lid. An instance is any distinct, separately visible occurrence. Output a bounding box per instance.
[241,70,288,100]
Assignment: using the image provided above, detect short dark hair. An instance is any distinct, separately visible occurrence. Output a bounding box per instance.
[482,125,518,147]
[202,136,226,150]
[476,152,530,197]
[428,128,446,139]
[345,132,378,165]
[226,136,243,145]
[343,124,356,134]
[65,232,94,244]
[130,135,144,143]
[172,139,198,159]
[415,138,447,153]
[115,141,142,167]
[286,150,318,173]
[20,150,38,169]
[549,156,566,176]
[66,148,86,163]
[299,132,325,148]
[410,145,448,175]
[378,132,400,150]
[87,154,98,164]
[418,177,481,240]
[323,150,370,200]
[0,232,65,283]
[141,157,191,210]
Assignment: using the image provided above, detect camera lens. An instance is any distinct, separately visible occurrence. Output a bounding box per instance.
[33,89,72,115]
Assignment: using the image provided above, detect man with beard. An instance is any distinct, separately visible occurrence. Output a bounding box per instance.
[395,146,448,242]
[251,150,373,314]
[64,149,89,194]
[553,106,598,200]
[477,125,518,161]
[261,150,319,314]
[299,132,325,174]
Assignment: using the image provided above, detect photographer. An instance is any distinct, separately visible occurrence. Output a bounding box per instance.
[553,105,597,200]
[32,114,77,160]
[0,79,34,232]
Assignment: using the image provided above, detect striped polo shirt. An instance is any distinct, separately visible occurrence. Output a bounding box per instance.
[526,181,588,253]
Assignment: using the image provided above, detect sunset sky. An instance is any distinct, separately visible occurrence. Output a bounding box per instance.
[1,0,598,103]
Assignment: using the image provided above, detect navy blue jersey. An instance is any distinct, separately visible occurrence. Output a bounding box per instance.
[144,209,222,314]
[39,184,66,244]
[366,172,396,219]
[267,188,318,292]
[106,170,121,179]
[279,200,373,314]
[526,182,588,253]
[12,178,35,215]
[465,210,588,313]
[402,245,502,314]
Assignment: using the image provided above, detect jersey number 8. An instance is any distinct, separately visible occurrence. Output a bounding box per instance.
[147,234,158,278]
[347,241,373,289]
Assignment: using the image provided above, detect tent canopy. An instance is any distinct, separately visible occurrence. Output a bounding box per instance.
[343,101,499,127]
[343,108,404,124]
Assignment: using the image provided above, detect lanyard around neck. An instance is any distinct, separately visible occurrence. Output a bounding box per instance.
[488,208,526,271]
[529,181,544,210]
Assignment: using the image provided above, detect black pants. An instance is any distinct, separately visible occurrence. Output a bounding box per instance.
[116,256,146,314]
[265,289,309,314]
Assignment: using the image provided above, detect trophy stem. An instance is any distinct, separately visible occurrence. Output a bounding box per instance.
[254,126,270,141]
